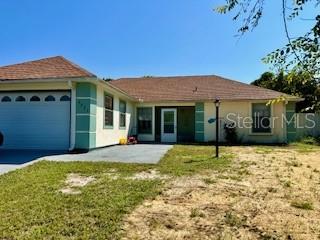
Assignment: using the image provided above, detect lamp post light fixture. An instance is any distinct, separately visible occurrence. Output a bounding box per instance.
[215,98,221,158]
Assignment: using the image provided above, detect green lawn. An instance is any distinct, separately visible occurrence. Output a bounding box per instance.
[158,145,232,176]
[0,145,232,240]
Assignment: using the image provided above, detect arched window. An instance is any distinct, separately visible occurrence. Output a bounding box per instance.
[1,96,11,102]
[60,95,71,101]
[30,96,40,102]
[15,96,26,102]
[45,95,55,102]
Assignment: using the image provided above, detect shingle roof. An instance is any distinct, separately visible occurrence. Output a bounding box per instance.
[111,75,295,102]
[0,56,95,80]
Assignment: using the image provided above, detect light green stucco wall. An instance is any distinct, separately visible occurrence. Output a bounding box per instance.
[286,102,297,143]
[75,82,97,150]
[195,102,205,142]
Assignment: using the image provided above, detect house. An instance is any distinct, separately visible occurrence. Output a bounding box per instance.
[0,56,301,151]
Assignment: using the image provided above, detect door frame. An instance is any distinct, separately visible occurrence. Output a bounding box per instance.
[161,108,177,143]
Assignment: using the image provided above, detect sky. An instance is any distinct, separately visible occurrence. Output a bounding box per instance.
[0,0,316,83]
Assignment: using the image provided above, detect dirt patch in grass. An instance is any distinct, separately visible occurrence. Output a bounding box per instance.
[122,146,320,240]
[0,161,161,239]
[128,170,169,180]
[103,169,169,181]
[59,173,95,195]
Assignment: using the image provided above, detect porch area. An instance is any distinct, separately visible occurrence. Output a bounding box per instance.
[136,103,205,143]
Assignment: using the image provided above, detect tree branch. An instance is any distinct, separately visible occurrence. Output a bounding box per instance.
[282,0,303,66]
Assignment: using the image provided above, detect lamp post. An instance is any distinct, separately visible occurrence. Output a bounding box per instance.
[215,98,220,158]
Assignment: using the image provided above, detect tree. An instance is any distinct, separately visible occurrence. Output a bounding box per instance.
[215,0,320,78]
[252,71,320,112]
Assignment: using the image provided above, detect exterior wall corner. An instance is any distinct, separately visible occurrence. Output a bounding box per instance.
[74,82,97,150]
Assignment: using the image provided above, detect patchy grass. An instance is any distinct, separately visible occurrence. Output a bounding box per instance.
[286,160,303,168]
[3,144,320,239]
[0,145,233,239]
[282,180,292,188]
[203,178,216,185]
[289,142,319,153]
[291,200,314,210]
[225,211,246,227]
[190,208,205,218]
[157,145,233,176]
[289,137,320,153]
[255,146,273,154]
[124,145,320,239]
[0,161,161,239]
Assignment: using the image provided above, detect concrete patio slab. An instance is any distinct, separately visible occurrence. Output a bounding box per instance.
[42,144,173,164]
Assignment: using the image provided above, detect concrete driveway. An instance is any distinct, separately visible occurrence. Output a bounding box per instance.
[0,144,173,175]
[0,150,66,175]
[43,144,173,164]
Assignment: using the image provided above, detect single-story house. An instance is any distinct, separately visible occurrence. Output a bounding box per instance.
[0,56,301,151]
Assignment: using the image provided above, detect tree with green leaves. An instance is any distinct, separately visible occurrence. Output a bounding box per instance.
[252,71,320,112]
[215,0,320,81]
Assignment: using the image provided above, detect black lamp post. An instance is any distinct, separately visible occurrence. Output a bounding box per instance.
[215,98,221,158]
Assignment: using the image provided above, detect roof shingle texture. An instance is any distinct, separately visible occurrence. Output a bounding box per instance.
[0,56,95,80]
[111,75,289,102]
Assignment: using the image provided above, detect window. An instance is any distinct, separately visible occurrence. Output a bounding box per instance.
[119,100,126,128]
[60,95,71,101]
[1,96,11,102]
[252,103,272,133]
[15,96,26,102]
[45,95,55,101]
[104,94,113,127]
[30,96,40,102]
[137,107,152,134]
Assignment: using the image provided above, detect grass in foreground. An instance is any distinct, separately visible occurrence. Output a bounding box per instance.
[0,145,233,239]
[289,136,320,153]
[0,161,160,240]
[158,145,233,176]
[289,142,320,153]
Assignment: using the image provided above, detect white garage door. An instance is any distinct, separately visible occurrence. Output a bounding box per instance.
[0,91,71,150]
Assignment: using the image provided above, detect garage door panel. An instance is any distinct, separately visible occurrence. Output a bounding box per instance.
[0,91,71,150]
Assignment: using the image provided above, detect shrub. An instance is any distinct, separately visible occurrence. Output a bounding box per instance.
[299,136,320,145]
[224,122,238,144]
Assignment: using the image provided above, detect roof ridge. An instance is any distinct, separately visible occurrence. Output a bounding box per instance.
[0,56,62,69]
[0,56,96,77]
[210,75,289,96]
[111,74,301,102]
[115,74,288,97]
[56,56,96,77]
[116,74,217,81]
[0,56,95,80]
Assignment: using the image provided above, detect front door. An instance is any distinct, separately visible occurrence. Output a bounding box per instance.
[161,108,177,142]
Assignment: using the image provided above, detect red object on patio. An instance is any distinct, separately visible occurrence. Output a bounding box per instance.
[127,136,137,145]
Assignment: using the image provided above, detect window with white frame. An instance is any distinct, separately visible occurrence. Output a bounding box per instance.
[104,94,113,127]
[252,103,272,133]
[137,107,152,134]
[119,100,126,128]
